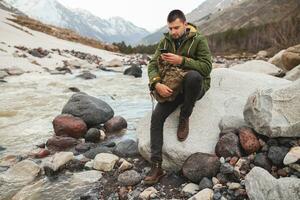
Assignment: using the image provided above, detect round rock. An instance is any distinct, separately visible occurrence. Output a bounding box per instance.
[182,153,220,183]
[117,170,141,186]
[62,92,114,128]
[85,128,101,143]
[238,127,261,154]
[113,139,139,157]
[267,146,289,166]
[215,132,242,158]
[52,114,87,139]
[104,116,127,133]
[199,177,213,191]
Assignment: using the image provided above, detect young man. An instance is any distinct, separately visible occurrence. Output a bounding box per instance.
[144,9,212,185]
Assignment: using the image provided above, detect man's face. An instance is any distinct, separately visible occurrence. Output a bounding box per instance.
[167,18,187,39]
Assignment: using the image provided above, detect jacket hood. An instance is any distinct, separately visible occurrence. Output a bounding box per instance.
[164,22,198,40]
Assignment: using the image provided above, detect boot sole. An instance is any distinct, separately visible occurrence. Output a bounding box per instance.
[143,171,166,185]
[178,137,187,142]
[177,134,188,142]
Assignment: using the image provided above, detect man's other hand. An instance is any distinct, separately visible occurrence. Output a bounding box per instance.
[155,83,173,97]
[161,53,183,65]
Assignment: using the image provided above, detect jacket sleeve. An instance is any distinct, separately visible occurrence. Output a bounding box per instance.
[147,39,165,90]
[148,38,165,90]
[181,35,212,77]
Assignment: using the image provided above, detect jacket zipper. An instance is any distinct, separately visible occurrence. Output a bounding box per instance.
[166,35,194,55]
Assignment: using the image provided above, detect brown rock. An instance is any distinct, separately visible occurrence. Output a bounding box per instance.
[282,44,300,71]
[182,152,220,183]
[239,127,261,154]
[104,116,127,133]
[230,156,239,166]
[34,149,51,158]
[118,186,128,200]
[46,136,78,151]
[53,114,87,138]
[215,132,242,158]
[277,169,288,177]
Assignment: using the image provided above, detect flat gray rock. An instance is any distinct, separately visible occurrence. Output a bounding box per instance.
[245,167,300,200]
[244,79,300,137]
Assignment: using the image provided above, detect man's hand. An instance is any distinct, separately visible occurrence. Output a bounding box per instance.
[155,83,173,97]
[161,53,183,65]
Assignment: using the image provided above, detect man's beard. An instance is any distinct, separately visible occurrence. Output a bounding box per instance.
[172,30,186,40]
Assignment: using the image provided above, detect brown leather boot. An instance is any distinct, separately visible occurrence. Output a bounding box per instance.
[143,162,165,185]
[177,117,189,141]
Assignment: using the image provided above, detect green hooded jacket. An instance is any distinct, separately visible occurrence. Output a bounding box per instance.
[147,23,212,92]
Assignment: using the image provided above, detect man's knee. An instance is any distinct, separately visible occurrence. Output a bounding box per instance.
[184,70,203,84]
[151,107,167,125]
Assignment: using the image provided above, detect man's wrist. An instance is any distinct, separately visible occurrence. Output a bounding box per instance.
[180,56,185,66]
[149,77,161,91]
[154,82,161,89]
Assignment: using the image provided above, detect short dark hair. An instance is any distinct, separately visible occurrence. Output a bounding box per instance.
[167,9,186,23]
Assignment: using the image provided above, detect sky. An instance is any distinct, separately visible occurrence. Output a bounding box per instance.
[57,0,206,32]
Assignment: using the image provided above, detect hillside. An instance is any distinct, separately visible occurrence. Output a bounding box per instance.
[139,0,300,55]
[5,13,119,52]
[139,0,244,45]
[196,0,300,35]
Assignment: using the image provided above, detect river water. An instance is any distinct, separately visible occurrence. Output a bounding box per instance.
[0,67,152,199]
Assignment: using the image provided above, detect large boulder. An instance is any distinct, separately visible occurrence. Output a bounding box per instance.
[230,60,283,76]
[62,92,114,127]
[137,68,290,170]
[245,167,300,200]
[268,49,286,70]
[282,44,300,71]
[284,64,300,81]
[244,79,300,137]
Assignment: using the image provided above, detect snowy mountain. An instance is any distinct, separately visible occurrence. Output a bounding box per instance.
[4,0,150,45]
[0,0,24,15]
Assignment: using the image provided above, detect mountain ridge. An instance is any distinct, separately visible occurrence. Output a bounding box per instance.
[4,0,150,45]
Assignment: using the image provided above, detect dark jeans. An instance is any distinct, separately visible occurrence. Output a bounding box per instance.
[150,70,205,163]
